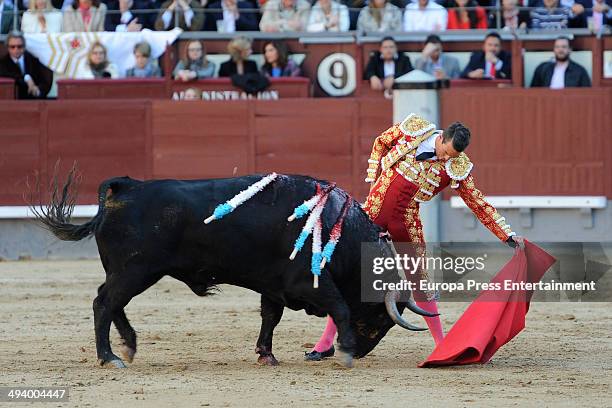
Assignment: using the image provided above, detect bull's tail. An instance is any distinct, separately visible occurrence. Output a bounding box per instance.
[28,163,134,242]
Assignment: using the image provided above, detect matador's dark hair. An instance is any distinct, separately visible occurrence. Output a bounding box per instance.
[443,122,471,152]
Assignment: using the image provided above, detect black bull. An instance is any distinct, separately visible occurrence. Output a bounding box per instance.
[33,171,435,368]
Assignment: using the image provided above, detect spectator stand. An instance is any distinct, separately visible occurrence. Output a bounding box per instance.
[2,29,612,99]
[515,31,599,87]
[170,31,356,97]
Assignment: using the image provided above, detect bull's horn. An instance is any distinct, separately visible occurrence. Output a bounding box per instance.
[384,290,427,331]
[406,297,439,317]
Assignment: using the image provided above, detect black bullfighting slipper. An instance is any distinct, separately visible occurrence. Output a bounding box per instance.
[304,345,335,361]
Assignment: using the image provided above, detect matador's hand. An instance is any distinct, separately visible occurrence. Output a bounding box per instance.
[507,235,525,249]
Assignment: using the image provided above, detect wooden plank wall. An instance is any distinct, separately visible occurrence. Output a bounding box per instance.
[0,88,610,206]
[440,88,612,197]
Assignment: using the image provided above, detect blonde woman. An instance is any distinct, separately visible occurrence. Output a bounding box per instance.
[356,0,402,32]
[21,0,63,33]
[218,36,258,77]
[77,42,118,79]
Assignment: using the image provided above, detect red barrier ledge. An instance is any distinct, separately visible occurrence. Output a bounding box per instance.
[57,77,312,100]
[0,78,15,99]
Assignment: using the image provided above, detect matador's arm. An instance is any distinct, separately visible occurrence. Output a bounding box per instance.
[365,123,406,183]
[456,174,516,243]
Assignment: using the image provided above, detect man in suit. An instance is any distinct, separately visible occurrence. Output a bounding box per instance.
[414,34,461,79]
[154,0,205,31]
[0,32,52,99]
[103,0,161,31]
[462,31,512,80]
[0,0,18,34]
[204,0,258,31]
[531,36,591,88]
[364,36,413,98]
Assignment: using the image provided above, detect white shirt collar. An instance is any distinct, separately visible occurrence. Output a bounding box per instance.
[415,130,441,160]
[11,55,23,65]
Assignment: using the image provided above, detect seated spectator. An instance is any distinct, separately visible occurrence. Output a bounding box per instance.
[259,0,310,32]
[530,36,591,88]
[155,0,204,31]
[364,36,413,98]
[219,36,258,76]
[496,0,530,30]
[356,0,402,32]
[260,40,302,78]
[21,0,63,33]
[203,0,258,32]
[344,0,365,30]
[103,0,161,31]
[447,0,488,29]
[576,0,612,29]
[414,34,461,79]
[307,0,350,32]
[403,0,447,31]
[530,0,575,29]
[126,42,162,78]
[184,87,202,99]
[173,40,215,81]
[62,0,107,31]
[78,41,118,78]
[0,32,52,99]
[0,0,16,35]
[462,31,511,79]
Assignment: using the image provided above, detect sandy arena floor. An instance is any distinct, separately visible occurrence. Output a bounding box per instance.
[0,260,610,407]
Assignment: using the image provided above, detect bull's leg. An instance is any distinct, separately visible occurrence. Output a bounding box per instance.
[93,289,125,368]
[93,271,161,368]
[255,295,284,366]
[98,284,138,363]
[114,310,137,363]
[306,280,355,368]
[326,303,355,368]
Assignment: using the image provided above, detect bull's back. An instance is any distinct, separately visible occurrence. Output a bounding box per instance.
[94,175,376,288]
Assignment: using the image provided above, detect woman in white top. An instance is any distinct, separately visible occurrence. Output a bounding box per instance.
[307,0,350,32]
[356,0,402,32]
[21,0,63,33]
[77,42,119,79]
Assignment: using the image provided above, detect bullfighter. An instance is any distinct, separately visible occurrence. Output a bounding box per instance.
[305,113,524,361]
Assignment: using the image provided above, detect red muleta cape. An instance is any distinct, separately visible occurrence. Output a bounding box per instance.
[419,240,556,368]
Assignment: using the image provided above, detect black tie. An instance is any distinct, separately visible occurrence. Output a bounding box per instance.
[415,151,435,161]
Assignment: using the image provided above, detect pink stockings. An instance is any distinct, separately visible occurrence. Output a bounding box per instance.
[312,314,337,352]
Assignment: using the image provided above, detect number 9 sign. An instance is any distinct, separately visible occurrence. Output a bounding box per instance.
[316,53,356,97]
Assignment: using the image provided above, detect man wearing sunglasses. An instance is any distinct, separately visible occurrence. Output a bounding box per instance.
[0,31,51,99]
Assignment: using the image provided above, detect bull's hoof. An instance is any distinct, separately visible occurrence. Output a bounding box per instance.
[257,354,279,366]
[336,350,353,369]
[120,345,136,363]
[97,358,127,369]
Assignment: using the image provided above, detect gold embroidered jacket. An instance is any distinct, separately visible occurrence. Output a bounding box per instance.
[365,114,515,242]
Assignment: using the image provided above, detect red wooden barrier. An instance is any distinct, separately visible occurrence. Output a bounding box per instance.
[0,78,15,99]
[171,77,311,99]
[57,79,168,99]
[440,87,612,197]
[0,89,609,206]
[56,78,311,100]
